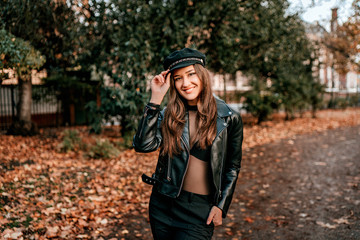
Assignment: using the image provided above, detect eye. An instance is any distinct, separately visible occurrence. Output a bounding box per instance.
[189,72,196,77]
[174,77,181,81]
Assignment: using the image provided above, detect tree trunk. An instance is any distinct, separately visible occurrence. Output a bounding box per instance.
[312,107,317,118]
[18,74,32,123]
[7,73,38,135]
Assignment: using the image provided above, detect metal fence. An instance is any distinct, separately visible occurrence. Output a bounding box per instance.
[0,85,62,130]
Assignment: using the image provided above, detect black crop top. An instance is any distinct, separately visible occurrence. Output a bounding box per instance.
[187,105,211,162]
[190,144,211,162]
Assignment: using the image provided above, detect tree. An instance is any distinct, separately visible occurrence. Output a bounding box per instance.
[1,29,20,82]
[78,0,324,128]
[0,29,45,135]
[271,14,319,119]
[328,1,359,71]
[3,0,325,133]
[75,0,160,135]
[1,0,79,73]
[80,0,253,133]
[236,0,323,122]
[244,79,281,124]
[1,0,98,127]
[316,0,360,108]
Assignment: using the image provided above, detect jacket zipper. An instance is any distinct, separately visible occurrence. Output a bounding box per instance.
[176,111,191,197]
[177,135,190,197]
[215,120,227,203]
[217,135,225,202]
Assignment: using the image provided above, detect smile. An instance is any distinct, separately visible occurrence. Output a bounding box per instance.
[183,86,195,94]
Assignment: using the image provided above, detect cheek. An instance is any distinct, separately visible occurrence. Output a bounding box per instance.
[193,76,201,86]
[174,81,182,92]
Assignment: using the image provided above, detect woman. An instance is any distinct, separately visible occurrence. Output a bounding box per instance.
[133,48,243,239]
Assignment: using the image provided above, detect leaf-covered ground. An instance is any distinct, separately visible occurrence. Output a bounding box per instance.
[1,108,360,239]
[213,122,360,240]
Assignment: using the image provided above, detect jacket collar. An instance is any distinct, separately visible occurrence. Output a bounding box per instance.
[214,97,234,137]
[215,97,233,118]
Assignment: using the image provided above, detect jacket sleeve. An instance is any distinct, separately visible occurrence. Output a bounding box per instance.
[217,112,243,217]
[132,103,164,153]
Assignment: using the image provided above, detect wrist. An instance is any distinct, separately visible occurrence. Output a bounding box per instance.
[213,206,223,215]
[147,102,161,110]
[149,96,163,105]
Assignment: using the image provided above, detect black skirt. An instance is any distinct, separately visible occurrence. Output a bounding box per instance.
[149,188,215,240]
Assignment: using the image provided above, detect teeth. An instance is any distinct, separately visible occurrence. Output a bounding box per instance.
[184,87,194,93]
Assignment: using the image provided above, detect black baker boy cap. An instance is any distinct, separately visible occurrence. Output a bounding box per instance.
[163,48,206,71]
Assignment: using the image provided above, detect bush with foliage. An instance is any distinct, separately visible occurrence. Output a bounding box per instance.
[349,95,360,107]
[87,138,120,159]
[328,95,360,109]
[244,89,281,124]
[57,129,122,159]
[86,85,147,135]
[58,129,83,152]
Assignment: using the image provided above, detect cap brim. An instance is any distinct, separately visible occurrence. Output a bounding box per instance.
[169,60,200,72]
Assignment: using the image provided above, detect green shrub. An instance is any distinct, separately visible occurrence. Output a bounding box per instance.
[244,91,280,124]
[87,138,120,159]
[328,97,350,109]
[349,95,360,107]
[119,130,135,150]
[58,129,82,152]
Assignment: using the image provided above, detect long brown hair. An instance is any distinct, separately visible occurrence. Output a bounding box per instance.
[161,64,217,157]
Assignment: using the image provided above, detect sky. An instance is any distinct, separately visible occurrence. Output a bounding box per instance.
[288,0,354,29]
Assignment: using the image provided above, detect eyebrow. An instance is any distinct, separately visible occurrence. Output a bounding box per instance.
[173,69,195,78]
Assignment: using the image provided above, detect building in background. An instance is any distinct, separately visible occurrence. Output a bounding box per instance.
[310,8,360,94]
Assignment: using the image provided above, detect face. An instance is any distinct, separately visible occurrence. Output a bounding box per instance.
[173,65,202,106]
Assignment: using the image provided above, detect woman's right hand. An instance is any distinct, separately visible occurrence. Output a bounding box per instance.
[149,70,171,105]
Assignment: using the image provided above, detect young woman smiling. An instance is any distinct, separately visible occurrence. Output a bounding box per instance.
[133,48,243,239]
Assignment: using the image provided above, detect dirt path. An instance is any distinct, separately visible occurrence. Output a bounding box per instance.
[213,125,360,240]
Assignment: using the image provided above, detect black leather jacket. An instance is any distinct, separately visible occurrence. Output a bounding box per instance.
[133,98,243,217]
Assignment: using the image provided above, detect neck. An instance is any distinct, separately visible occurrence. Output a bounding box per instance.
[186,103,198,111]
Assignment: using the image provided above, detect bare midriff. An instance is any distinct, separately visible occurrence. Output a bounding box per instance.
[182,155,211,195]
[182,109,211,195]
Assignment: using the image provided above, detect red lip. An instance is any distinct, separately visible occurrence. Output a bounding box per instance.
[183,86,195,91]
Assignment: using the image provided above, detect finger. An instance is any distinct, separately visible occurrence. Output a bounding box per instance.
[165,71,171,84]
[151,76,159,84]
[206,211,215,225]
[153,75,164,84]
[161,70,170,83]
[161,70,169,77]
[158,74,165,84]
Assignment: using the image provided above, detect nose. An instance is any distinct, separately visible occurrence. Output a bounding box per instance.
[182,76,191,88]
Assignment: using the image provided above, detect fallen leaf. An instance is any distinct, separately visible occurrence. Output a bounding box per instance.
[244,217,254,223]
[316,221,338,229]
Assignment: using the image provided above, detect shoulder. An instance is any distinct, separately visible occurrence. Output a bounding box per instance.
[214,96,241,119]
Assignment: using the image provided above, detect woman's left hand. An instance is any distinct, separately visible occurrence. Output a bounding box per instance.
[206,206,223,226]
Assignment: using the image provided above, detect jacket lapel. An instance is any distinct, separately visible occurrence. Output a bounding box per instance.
[181,110,190,150]
[215,97,233,137]
[216,116,226,138]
